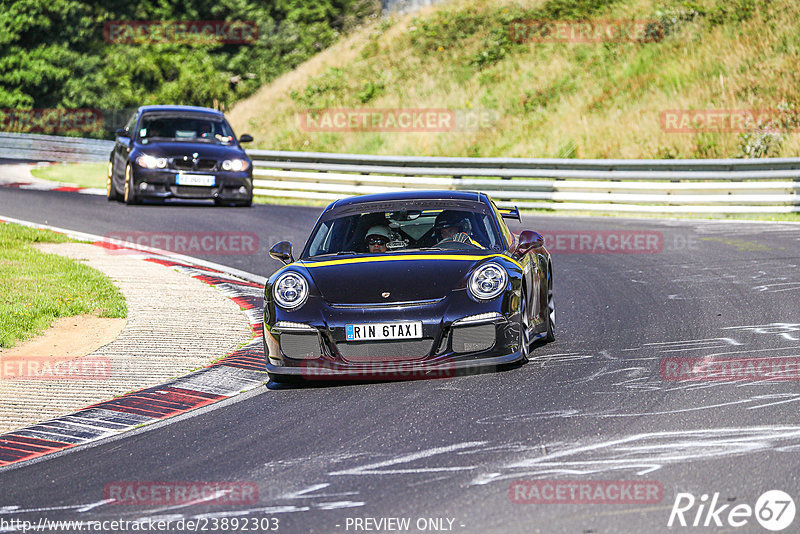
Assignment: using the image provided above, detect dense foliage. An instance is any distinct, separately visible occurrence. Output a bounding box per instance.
[0,0,379,132]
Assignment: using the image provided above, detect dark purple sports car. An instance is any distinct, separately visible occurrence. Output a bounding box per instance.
[262,190,555,382]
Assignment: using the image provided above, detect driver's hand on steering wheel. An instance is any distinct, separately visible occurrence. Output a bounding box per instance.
[437,232,483,248]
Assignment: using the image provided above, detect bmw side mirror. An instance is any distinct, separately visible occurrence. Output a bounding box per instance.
[239,134,254,143]
[515,230,544,257]
[270,241,294,265]
[115,128,127,138]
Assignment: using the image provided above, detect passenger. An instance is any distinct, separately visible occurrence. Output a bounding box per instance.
[365,225,391,253]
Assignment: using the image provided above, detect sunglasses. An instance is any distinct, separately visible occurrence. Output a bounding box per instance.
[367,237,388,246]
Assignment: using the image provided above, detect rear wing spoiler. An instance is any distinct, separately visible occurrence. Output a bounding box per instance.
[498,206,520,221]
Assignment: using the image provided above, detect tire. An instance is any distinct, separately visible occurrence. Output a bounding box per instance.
[267,372,304,385]
[520,290,531,361]
[545,263,555,342]
[215,197,253,208]
[123,163,138,205]
[106,162,121,201]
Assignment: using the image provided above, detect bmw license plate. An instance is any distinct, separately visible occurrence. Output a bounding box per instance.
[175,174,215,186]
[346,322,422,341]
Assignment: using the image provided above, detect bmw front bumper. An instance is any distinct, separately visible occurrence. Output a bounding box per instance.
[130,168,252,201]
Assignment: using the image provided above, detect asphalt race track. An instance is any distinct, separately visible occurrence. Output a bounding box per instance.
[1,185,799,533]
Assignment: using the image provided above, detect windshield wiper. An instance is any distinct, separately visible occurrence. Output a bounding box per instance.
[335,250,357,255]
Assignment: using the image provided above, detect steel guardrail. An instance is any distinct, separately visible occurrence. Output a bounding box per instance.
[0,132,114,163]
[249,149,800,213]
[1,132,798,213]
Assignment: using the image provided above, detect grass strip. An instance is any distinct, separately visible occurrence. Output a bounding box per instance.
[0,223,127,348]
[30,163,107,189]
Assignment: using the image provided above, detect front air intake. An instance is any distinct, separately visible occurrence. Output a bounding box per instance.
[451,324,495,353]
[336,339,434,362]
[280,333,321,360]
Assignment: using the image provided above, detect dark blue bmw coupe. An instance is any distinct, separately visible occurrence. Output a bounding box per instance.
[107,105,254,206]
[262,190,555,382]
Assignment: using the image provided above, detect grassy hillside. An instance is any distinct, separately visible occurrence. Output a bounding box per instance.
[228,0,800,158]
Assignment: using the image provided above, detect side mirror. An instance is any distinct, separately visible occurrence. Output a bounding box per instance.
[239,134,254,143]
[270,241,294,265]
[115,128,127,138]
[515,230,544,257]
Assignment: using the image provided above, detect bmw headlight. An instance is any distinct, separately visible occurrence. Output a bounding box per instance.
[468,263,508,300]
[273,271,309,309]
[136,155,167,169]
[222,159,248,171]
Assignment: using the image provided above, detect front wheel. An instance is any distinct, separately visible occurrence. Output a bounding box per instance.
[106,162,121,201]
[520,291,531,361]
[267,372,304,385]
[545,264,555,342]
[123,163,138,205]
[215,196,254,207]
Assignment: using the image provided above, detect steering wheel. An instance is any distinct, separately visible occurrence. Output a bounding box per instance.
[434,239,482,250]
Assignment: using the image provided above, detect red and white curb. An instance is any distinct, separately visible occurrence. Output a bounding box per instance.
[0,162,104,196]
[0,217,267,469]
[0,181,104,196]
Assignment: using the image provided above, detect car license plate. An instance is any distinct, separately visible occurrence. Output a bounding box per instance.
[175,174,215,186]
[346,322,422,341]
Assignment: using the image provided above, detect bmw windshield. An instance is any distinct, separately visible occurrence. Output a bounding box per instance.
[136,114,237,144]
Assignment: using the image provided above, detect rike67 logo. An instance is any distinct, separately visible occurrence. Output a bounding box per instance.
[668,490,795,531]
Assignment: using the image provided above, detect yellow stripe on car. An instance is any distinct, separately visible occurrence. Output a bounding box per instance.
[300,254,522,269]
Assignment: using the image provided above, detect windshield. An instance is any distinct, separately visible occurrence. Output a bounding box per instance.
[137,114,236,144]
[304,204,502,257]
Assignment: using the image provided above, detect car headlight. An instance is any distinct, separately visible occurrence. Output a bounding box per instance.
[273,271,309,309]
[222,159,248,171]
[136,155,167,169]
[468,263,508,300]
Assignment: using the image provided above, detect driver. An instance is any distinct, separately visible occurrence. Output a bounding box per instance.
[434,211,482,247]
[198,122,212,139]
[365,225,391,253]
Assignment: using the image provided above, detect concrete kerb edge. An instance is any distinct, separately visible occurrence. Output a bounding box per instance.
[0,215,269,470]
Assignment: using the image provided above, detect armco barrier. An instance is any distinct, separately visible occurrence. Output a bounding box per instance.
[248,149,800,213]
[1,133,799,213]
[0,132,114,163]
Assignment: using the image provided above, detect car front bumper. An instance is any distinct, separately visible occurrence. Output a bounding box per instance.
[130,168,252,201]
[265,351,524,380]
[263,290,526,380]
